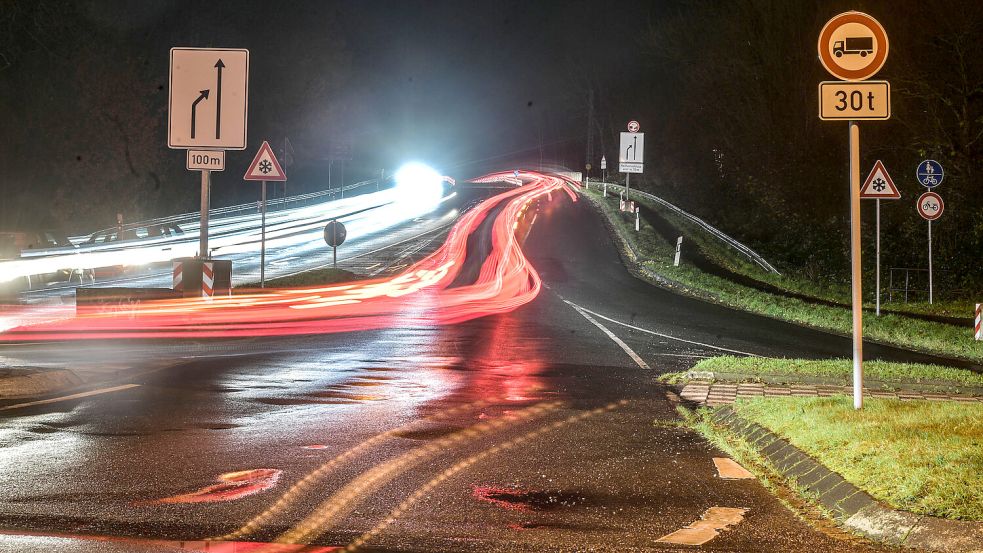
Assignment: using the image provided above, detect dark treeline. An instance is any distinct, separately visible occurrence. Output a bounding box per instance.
[585,0,981,293]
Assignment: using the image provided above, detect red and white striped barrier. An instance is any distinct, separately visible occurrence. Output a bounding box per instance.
[202,262,215,299]
[976,303,981,341]
[173,261,184,291]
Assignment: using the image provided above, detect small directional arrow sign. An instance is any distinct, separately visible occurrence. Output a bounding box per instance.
[860,159,900,199]
[244,141,287,181]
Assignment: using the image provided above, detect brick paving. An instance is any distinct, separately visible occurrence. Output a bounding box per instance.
[681,380,983,405]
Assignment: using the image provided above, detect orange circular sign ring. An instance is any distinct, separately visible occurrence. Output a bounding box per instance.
[818,11,889,81]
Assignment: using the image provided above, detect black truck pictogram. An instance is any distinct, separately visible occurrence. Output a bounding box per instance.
[833,37,874,58]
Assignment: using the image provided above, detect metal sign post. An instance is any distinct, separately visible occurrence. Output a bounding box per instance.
[848,121,863,410]
[916,189,944,303]
[859,159,900,316]
[199,170,210,258]
[876,198,880,315]
[818,11,891,410]
[169,47,249,262]
[260,180,267,287]
[324,220,348,269]
[619,122,644,203]
[916,160,944,305]
[244,141,288,287]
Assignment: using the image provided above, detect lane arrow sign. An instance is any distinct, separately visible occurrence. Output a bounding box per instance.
[860,159,900,199]
[190,89,209,139]
[214,59,225,139]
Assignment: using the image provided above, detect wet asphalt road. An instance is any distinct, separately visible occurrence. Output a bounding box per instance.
[0,187,926,552]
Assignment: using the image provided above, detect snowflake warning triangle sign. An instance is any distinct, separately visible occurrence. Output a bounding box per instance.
[244,141,287,181]
[860,159,899,199]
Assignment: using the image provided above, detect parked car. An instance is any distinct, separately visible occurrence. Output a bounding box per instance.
[84,222,184,244]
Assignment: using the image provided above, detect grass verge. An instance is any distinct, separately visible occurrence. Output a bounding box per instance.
[239,268,364,289]
[583,188,983,364]
[597,185,977,320]
[732,396,983,521]
[677,405,854,535]
[690,356,983,388]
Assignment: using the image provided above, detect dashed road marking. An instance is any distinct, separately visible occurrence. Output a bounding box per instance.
[713,457,756,480]
[274,401,565,545]
[568,302,760,357]
[563,300,650,369]
[0,384,140,412]
[345,399,629,552]
[656,506,749,545]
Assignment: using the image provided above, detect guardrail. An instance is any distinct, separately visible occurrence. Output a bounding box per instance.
[596,182,781,275]
[71,177,384,242]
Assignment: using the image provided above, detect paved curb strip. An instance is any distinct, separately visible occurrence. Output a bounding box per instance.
[681,380,983,405]
[688,370,983,396]
[0,368,85,400]
[710,406,983,551]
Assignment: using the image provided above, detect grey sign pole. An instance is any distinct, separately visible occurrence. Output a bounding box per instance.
[876,198,881,316]
[928,219,933,304]
[261,180,267,288]
[199,169,210,259]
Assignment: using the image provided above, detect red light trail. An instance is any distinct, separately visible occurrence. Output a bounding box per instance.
[0,172,578,342]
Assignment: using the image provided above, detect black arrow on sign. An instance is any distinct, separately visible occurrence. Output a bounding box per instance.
[214,59,225,140]
[190,89,209,139]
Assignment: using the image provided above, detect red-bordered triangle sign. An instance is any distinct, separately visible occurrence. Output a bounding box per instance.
[244,141,287,181]
[860,159,899,199]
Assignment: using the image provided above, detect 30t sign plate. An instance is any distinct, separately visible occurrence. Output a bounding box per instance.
[819,81,890,120]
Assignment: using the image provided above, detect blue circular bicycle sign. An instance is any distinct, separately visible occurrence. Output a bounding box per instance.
[916,159,943,188]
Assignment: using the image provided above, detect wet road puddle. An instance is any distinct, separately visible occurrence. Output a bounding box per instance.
[473,485,589,512]
[136,468,281,505]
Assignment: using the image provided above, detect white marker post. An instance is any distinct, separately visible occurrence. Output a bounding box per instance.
[635,207,640,231]
[674,236,683,267]
[975,304,981,341]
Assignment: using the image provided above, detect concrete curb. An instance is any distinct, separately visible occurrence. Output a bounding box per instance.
[0,367,85,400]
[710,405,983,551]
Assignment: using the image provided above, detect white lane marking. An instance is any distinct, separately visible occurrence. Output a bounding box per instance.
[563,300,650,370]
[0,384,140,412]
[712,457,755,480]
[570,303,760,358]
[656,506,749,545]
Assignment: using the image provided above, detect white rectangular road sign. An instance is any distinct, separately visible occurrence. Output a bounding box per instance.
[819,81,890,121]
[619,132,644,173]
[169,48,249,150]
[186,150,225,171]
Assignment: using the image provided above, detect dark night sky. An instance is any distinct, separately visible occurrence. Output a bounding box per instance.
[85,0,655,170]
[0,0,658,226]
